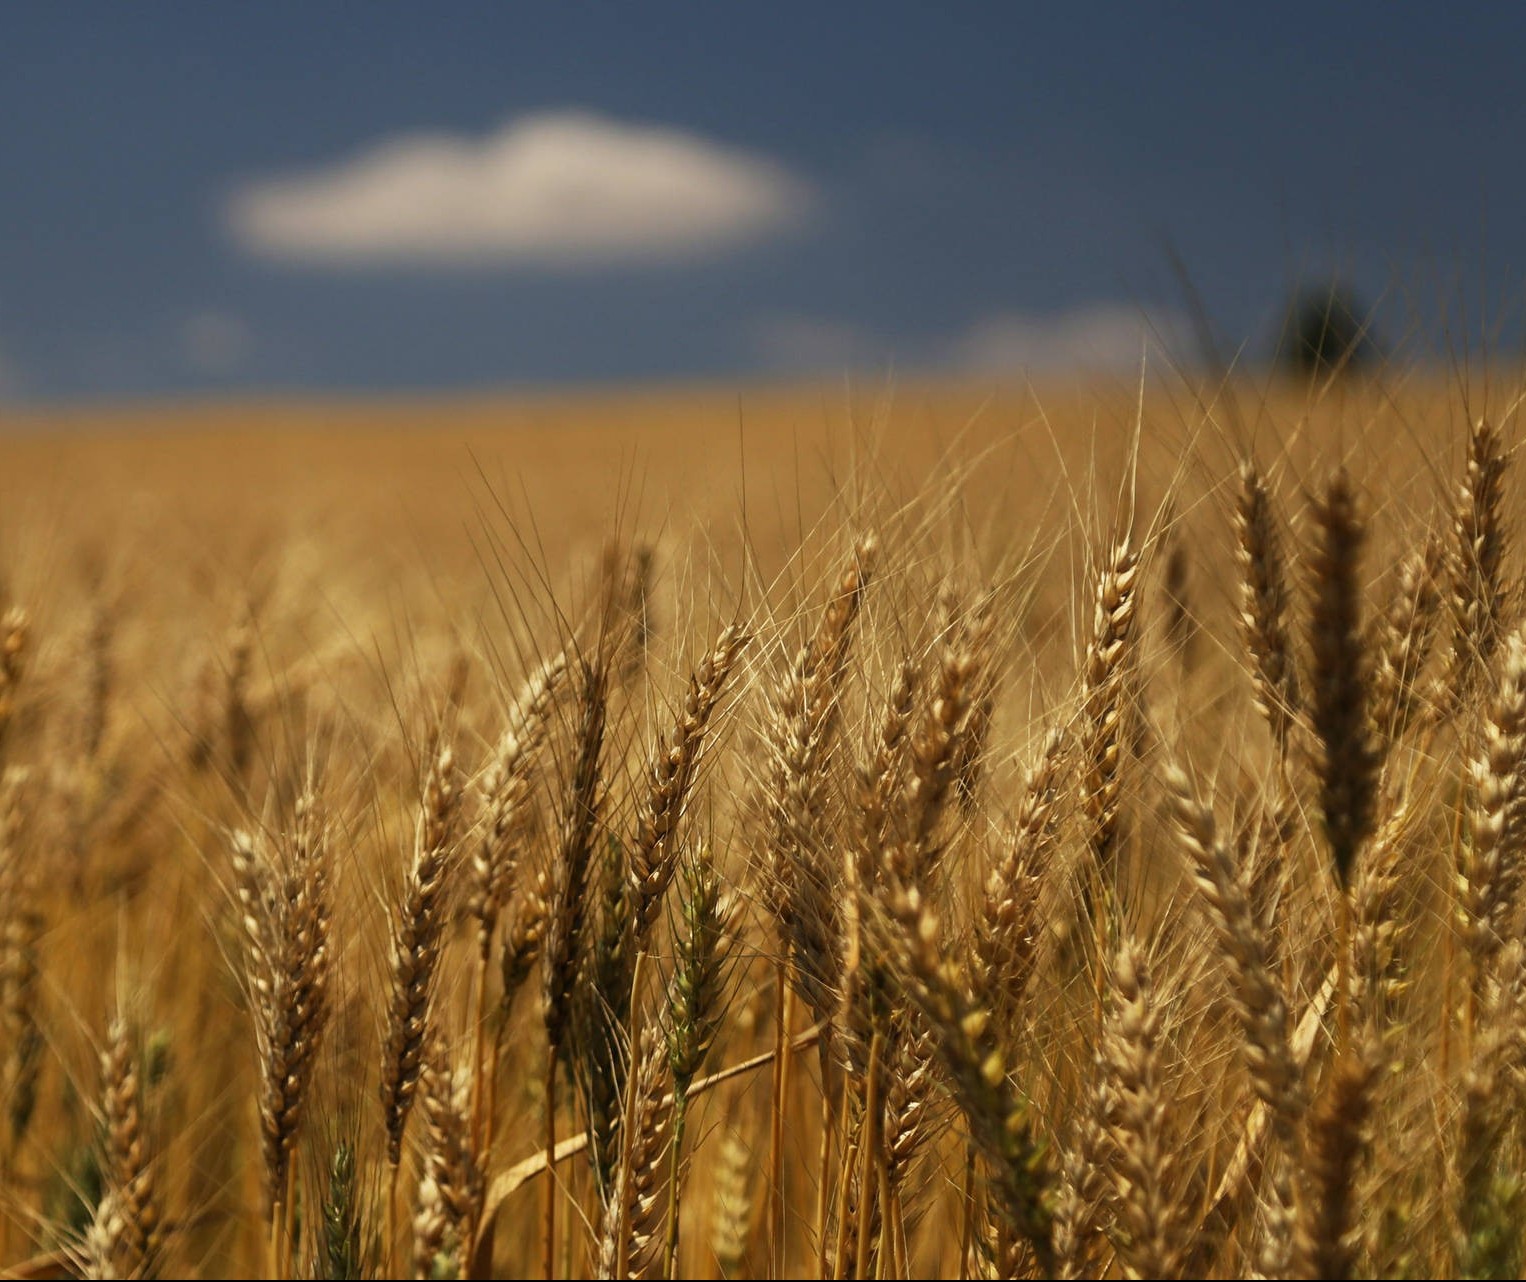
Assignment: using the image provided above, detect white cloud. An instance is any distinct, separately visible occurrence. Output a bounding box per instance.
[750,314,883,372]
[181,310,251,374]
[950,304,1184,374]
[224,111,815,268]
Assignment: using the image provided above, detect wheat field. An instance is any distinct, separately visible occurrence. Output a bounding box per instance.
[0,372,1521,1279]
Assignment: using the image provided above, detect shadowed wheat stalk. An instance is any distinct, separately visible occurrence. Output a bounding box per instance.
[1235,460,1302,756]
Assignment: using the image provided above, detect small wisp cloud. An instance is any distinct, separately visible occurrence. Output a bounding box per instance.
[749,305,1184,377]
[951,305,1182,374]
[750,313,889,373]
[181,311,251,375]
[224,110,815,268]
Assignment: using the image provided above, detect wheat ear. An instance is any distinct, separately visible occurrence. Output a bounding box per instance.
[1234,460,1302,755]
[0,766,42,1153]
[540,654,609,1279]
[1162,761,1301,1265]
[382,742,461,1275]
[1461,624,1526,983]
[1370,537,1441,737]
[1100,938,1180,1279]
[382,743,461,1167]
[412,1037,483,1280]
[1292,1037,1379,1282]
[886,886,1053,1272]
[100,1017,163,1279]
[1306,468,1378,892]
[1438,417,1509,713]
[1080,538,1140,886]
[594,1025,672,1281]
[0,606,30,762]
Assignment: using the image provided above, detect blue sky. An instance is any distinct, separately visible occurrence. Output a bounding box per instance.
[1,2,1523,402]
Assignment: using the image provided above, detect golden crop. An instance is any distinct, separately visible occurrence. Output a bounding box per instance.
[0,374,1519,1279]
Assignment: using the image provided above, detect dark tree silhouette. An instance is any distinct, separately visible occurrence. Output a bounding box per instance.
[1281,285,1378,377]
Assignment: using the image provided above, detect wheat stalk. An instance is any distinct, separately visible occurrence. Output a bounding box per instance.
[884,884,1053,1272]
[1100,938,1179,1280]
[594,1025,671,1281]
[382,743,461,1167]
[1292,1036,1379,1282]
[1461,624,1526,981]
[99,1018,162,1280]
[1438,418,1509,713]
[975,728,1063,1020]
[470,652,565,954]
[1080,538,1140,886]
[0,766,41,1151]
[661,848,738,1274]
[1371,537,1442,737]
[540,654,609,1279]
[1234,461,1302,755]
[1306,468,1378,892]
[0,606,30,762]
[629,624,747,947]
[1162,761,1301,1266]
[412,1038,482,1280]
[236,785,332,1227]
